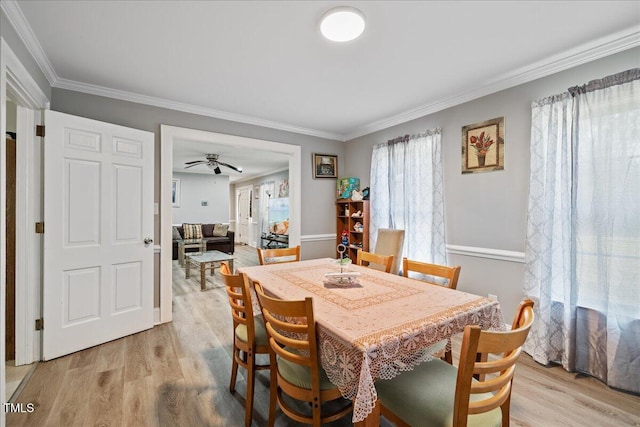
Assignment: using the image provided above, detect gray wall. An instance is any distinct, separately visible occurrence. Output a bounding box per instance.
[171,172,230,225]
[344,47,640,321]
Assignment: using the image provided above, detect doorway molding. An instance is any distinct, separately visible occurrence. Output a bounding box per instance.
[160,125,301,323]
[1,36,50,418]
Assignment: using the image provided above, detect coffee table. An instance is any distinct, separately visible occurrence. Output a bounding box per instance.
[185,250,235,291]
[178,238,206,266]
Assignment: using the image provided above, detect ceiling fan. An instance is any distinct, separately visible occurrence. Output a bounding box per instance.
[184,154,243,174]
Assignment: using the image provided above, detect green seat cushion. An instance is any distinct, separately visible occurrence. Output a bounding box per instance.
[376,358,501,427]
[277,347,337,391]
[235,316,268,346]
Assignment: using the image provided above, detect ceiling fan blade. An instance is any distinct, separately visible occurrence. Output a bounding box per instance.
[184,162,206,169]
[185,160,206,165]
[217,161,243,173]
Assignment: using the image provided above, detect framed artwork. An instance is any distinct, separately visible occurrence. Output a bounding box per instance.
[278,179,289,197]
[462,116,504,174]
[313,153,337,179]
[171,178,181,207]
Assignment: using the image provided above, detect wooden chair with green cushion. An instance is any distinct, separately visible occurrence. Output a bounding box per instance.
[376,299,535,427]
[356,249,394,273]
[219,263,270,427]
[253,281,352,427]
[402,257,462,363]
[257,245,301,265]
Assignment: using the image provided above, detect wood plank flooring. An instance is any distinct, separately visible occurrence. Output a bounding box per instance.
[8,245,640,426]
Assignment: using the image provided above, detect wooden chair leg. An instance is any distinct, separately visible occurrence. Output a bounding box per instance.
[245,350,255,427]
[268,353,278,427]
[443,349,453,365]
[229,345,239,392]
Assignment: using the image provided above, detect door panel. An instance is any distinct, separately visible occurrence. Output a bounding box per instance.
[43,110,154,360]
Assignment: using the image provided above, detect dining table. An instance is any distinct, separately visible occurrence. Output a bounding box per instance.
[238,258,504,425]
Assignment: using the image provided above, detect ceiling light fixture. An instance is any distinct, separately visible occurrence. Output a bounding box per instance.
[320,6,365,42]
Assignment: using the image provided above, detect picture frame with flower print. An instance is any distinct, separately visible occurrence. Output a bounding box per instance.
[461,116,504,174]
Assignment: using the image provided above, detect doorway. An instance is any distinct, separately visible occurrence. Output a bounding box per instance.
[236,185,251,245]
[1,38,50,409]
[160,125,301,323]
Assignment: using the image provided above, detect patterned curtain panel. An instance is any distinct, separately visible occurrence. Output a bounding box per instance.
[524,69,640,393]
[369,129,446,265]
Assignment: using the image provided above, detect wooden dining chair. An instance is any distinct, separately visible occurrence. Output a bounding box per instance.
[373,228,405,275]
[219,263,270,427]
[402,257,461,289]
[253,281,352,427]
[402,257,462,364]
[376,299,535,427]
[257,245,301,265]
[356,249,394,273]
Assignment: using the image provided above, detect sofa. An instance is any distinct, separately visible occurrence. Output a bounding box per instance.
[172,223,235,260]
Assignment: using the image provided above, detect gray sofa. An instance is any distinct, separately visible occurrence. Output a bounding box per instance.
[172,223,235,260]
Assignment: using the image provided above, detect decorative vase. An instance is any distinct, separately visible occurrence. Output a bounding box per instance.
[477,154,486,166]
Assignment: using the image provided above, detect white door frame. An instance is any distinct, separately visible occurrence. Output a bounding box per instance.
[1,36,50,420]
[160,125,301,323]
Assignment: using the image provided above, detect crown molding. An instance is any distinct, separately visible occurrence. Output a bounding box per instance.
[344,25,640,141]
[1,0,58,85]
[53,78,344,141]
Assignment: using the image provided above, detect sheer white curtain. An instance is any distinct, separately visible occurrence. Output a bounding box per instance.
[369,129,446,265]
[524,69,640,393]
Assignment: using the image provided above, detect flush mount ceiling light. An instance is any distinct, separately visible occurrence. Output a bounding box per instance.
[320,6,365,42]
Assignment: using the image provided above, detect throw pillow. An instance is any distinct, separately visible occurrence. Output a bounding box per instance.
[182,223,202,239]
[213,223,229,237]
[172,226,182,240]
[201,224,215,238]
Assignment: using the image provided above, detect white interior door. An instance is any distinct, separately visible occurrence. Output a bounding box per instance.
[42,110,154,360]
[237,187,250,245]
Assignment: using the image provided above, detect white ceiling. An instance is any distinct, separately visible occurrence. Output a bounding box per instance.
[4,1,639,178]
[173,137,288,183]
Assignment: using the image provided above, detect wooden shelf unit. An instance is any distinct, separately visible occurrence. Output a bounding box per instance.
[336,199,369,263]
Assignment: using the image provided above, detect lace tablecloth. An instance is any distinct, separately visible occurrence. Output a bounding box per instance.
[239,258,504,423]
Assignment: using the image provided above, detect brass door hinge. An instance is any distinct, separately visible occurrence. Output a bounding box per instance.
[36,125,45,137]
[35,222,44,234]
[35,318,44,331]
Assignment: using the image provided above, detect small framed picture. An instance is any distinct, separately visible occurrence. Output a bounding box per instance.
[462,116,505,174]
[313,154,338,179]
[171,178,181,207]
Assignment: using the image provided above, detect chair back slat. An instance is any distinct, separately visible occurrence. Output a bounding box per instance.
[402,257,461,289]
[257,245,301,265]
[220,263,255,334]
[254,282,317,367]
[356,250,394,273]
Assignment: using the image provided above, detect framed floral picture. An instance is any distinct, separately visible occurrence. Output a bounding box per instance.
[461,117,504,174]
[313,153,338,178]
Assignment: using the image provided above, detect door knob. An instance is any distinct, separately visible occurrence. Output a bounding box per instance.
[144,237,153,244]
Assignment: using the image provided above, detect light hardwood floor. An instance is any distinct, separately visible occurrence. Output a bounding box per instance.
[8,245,640,426]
